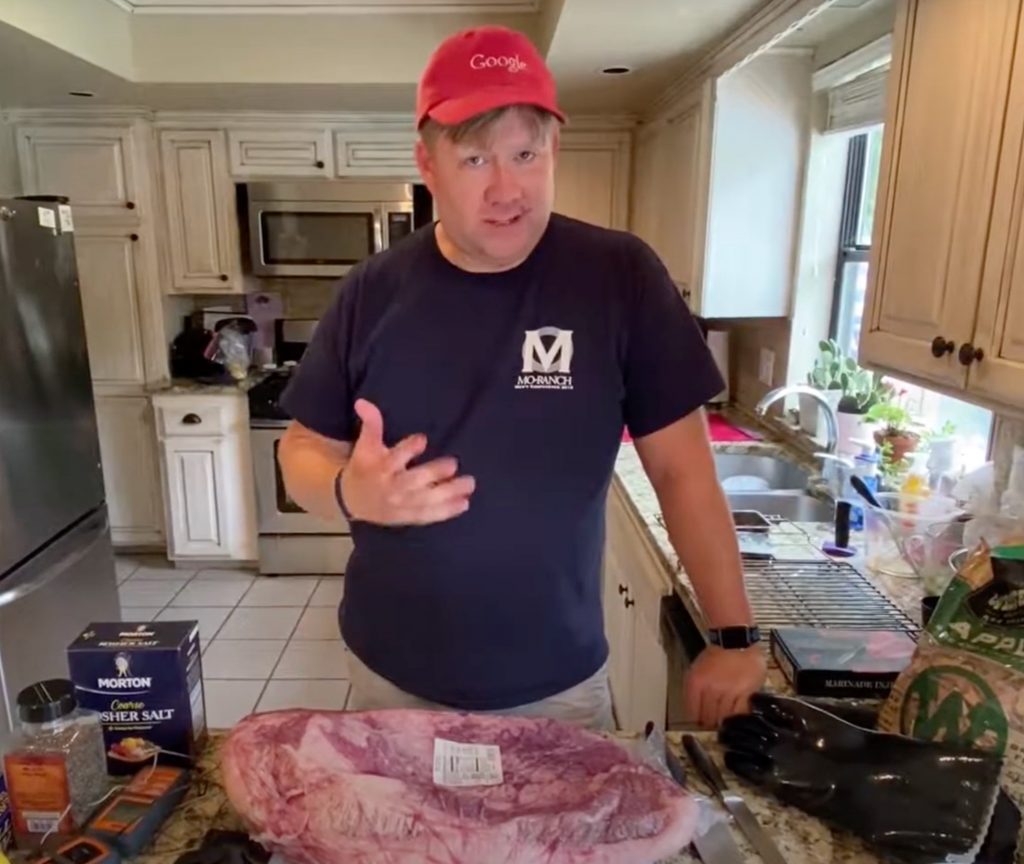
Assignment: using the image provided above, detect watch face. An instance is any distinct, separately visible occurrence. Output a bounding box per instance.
[714,627,760,649]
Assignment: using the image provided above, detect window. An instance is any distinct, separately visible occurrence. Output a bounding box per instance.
[830,128,993,472]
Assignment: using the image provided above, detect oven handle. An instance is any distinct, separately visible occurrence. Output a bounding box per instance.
[373,209,384,254]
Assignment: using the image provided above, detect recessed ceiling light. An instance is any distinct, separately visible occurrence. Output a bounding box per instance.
[68,90,95,98]
[600,65,632,76]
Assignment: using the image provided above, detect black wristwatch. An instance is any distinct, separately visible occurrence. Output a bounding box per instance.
[708,626,762,650]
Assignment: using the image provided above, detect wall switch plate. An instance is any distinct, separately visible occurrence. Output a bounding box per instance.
[759,348,776,386]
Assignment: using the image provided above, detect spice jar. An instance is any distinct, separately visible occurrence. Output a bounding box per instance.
[2,679,108,847]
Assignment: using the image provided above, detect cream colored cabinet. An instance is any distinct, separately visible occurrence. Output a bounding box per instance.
[94,396,164,546]
[152,393,257,562]
[159,130,243,293]
[228,128,332,178]
[334,131,418,177]
[74,228,149,388]
[603,480,671,732]
[554,133,631,230]
[862,0,1020,391]
[17,125,142,222]
[862,0,1024,412]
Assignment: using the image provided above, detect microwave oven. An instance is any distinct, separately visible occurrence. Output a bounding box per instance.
[245,181,425,278]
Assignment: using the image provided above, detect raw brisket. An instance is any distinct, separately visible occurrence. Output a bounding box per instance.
[222,709,698,864]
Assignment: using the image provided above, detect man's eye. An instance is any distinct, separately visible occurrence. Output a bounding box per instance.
[518,151,537,163]
[463,155,485,167]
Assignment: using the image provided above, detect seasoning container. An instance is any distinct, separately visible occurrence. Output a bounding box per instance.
[2,680,108,847]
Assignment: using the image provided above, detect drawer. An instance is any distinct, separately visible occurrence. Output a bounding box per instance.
[156,403,226,437]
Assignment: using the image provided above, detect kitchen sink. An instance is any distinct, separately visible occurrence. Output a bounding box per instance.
[714,453,811,492]
[726,492,834,523]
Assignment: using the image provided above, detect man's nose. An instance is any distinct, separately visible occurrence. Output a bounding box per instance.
[485,163,522,204]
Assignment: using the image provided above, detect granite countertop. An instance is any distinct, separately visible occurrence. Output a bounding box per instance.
[146,374,270,396]
[135,731,872,864]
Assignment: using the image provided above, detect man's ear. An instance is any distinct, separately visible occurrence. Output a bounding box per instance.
[415,139,435,190]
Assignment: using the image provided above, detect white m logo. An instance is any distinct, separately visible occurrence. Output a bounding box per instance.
[522,328,573,374]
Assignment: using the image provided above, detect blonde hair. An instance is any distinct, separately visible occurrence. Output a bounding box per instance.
[419,104,560,149]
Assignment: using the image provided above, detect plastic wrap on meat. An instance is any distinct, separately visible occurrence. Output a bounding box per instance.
[222,709,699,864]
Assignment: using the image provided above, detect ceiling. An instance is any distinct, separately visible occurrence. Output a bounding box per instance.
[0,0,897,116]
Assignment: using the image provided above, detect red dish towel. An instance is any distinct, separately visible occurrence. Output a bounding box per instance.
[621,414,758,444]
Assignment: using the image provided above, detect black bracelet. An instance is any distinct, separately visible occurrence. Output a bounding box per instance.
[334,469,354,521]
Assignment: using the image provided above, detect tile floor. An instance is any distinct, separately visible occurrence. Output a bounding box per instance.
[116,555,349,729]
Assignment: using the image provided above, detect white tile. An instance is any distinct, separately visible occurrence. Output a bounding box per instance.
[204,680,265,729]
[155,607,231,647]
[120,607,163,622]
[193,568,258,581]
[115,558,140,584]
[274,640,349,679]
[118,580,182,608]
[219,607,302,640]
[171,579,253,608]
[240,578,319,607]
[130,563,196,582]
[309,578,344,607]
[257,680,351,713]
[203,639,286,679]
[293,606,340,640]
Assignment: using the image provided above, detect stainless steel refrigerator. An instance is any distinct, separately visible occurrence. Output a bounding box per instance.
[0,198,121,751]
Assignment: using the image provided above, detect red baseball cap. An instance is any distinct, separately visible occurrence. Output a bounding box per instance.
[416,26,566,129]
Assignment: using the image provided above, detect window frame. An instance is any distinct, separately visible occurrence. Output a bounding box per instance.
[828,133,872,345]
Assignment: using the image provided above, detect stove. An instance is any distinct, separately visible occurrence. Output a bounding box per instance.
[248,369,295,426]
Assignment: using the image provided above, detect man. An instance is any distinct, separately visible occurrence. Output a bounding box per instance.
[277,25,766,730]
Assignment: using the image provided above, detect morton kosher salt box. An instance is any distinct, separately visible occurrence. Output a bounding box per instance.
[0,769,12,852]
[770,627,917,698]
[67,621,207,775]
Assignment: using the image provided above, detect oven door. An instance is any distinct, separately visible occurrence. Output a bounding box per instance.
[248,199,383,278]
[250,426,350,534]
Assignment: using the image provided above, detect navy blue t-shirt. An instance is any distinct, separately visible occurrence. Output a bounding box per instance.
[280,213,724,710]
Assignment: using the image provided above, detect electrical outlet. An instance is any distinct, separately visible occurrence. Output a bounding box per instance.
[759,348,776,386]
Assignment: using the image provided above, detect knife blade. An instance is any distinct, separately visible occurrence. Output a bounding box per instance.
[691,818,746,864]
[683,734,788,864]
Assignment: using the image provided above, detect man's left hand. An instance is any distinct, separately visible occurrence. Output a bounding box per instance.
[684,646,767,729]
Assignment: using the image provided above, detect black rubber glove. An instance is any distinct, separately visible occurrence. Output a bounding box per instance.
[719,692,1004,864]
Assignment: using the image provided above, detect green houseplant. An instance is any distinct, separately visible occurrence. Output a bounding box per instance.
[866,395,921,465]
[801,340,846,437]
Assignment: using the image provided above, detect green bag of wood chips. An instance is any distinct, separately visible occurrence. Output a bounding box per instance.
[879,543,1024,815]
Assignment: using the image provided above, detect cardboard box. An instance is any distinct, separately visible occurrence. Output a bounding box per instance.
[68,622,207,775]
[0,770,12,852]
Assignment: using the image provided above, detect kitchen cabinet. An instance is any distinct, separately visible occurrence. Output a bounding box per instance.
[152,392,257,562]
[861,0,1024,413]
[17,125,142,222]
[334,130,418,178]
[159,130,243,293]
[94,396,164,546]
[603,480,671,732]
[228,128,333,178]
[73,228,150,388]
[554,132,631,230]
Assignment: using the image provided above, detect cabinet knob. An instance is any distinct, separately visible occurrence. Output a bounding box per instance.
[315,160,325,169]
[129,233,139,242]
[931,336,955,358]
[958,343,985,366]
[624,597,636,608]
[618,584,628,595]
[125,201,136,210]
[219,274,230,282]
[182,413,202,425]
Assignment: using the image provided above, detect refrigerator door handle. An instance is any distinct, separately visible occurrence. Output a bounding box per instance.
[0,510,109,609]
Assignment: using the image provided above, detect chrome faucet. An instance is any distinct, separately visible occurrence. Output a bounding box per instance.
[755,385,839,454]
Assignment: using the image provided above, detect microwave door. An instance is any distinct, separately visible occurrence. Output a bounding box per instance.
[251,201,380,277]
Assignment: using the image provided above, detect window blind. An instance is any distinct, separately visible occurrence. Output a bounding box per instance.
[826,65,889,133]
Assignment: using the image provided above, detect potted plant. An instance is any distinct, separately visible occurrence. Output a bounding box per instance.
[866,391,921,464]
[835,366,890,454]
[801,339,845,438]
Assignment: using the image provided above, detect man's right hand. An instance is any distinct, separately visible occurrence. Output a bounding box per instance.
[338,399,476,526]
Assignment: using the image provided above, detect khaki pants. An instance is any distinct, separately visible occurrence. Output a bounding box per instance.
[347,652,615,732]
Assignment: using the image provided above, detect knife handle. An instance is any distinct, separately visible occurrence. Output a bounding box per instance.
[683,734,729,798]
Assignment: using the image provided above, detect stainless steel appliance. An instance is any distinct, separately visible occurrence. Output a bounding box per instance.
[0,197,121,752]
[245,181,417,278]
[248,320,352,574]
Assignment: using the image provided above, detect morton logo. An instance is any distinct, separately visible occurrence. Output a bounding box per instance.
[517,328,573,390]
[98,653,152,690]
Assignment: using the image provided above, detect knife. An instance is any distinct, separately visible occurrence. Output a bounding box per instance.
[683,734,788,864]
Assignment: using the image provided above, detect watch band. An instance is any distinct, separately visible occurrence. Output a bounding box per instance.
[334,469,355,521]
[708,626,762,650]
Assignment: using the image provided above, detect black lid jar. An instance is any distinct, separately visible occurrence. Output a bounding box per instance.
[16,679,78,725]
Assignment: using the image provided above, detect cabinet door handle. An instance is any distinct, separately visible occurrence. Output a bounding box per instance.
[958,343,985,366]
[182,413,202,425]
[931,336,955,358]
[618,584,628,595]
[624,597,636,608]
[125,201,136,210]
[219,274,230,282]
[315,160,325,169]
[129,233,139,242]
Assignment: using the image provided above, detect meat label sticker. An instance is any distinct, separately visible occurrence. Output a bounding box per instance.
[432,738,504,787]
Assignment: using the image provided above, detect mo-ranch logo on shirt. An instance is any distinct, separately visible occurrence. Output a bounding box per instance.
[516,327,574,391]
